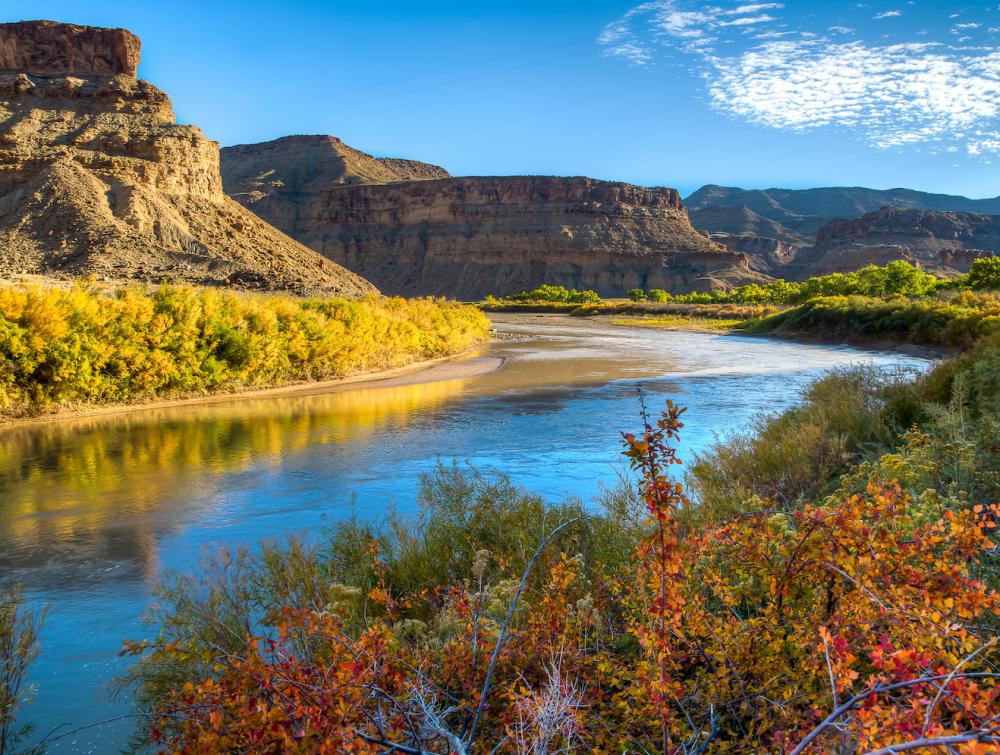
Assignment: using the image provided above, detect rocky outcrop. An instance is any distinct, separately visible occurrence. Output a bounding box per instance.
[0,20,141,76]
[713,234,802,275]
[0,20,374,295]
[221,161,767,297]
[790,207,1000,277]
[221,135,449,200]
[689,205,810,246]
[938,247,991,270]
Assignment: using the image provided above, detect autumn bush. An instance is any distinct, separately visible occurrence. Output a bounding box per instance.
[0,284,489,418]
[122,395,1000,753]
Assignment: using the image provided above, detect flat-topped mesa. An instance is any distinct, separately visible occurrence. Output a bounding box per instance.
[0,20,374,296]
[0,19,140,77]
[220,146,767,297]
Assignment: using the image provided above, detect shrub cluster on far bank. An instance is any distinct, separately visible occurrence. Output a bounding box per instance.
[0,285,490,419]
[481,260,1000,346]
[484,259,1000,309]
[749,290,1000,347]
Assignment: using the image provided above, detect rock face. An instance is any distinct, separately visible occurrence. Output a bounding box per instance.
[221,156,765,297]
[0,20,374,295]
[713,235,801,275]
[0,20,141,77]
[791,207,1000,277]
[221,135,450,200]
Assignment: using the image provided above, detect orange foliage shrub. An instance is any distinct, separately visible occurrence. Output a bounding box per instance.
[141,406,1000,753]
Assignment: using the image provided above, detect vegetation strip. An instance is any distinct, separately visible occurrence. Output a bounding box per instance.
[0,285,490,420]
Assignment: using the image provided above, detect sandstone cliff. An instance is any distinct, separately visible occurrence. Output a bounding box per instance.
[221,161,766,298]
[0,20,374,295]
[790,207,1000,278]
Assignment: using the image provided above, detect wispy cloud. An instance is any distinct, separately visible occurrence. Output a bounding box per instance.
[873,10,901,20]
[598,0,1000,157]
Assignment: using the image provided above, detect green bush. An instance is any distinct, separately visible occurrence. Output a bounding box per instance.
[627,288,646,302]
[967,256,1000,290]
[748,291,1000,346]
[686,365,926,525]
[505,285,602,304]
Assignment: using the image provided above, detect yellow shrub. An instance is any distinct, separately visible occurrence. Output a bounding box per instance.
[0,284,490,418]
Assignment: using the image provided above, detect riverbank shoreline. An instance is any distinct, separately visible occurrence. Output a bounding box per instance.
[489,311,950,359]
[0,348,504,430]
[1,311,946,430]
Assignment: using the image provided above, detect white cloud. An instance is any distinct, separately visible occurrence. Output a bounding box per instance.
[708,41,1000,149]
[967,135,1000,156]
[873,10,902,20]
[731,3,783,12]
[720,14,777,26]
[598,1,1000,158]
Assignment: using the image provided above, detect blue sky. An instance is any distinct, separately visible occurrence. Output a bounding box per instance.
[8,0,1000,197]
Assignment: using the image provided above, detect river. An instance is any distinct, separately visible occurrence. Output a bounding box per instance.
[0,314,931,752]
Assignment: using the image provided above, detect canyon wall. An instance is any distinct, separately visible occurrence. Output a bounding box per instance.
[790,207,1000,277]
[0,20,373,295]
[222,146,764,298]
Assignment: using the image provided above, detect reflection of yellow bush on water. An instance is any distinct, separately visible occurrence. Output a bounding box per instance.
[0,284,489,418]
[0,376,469,562]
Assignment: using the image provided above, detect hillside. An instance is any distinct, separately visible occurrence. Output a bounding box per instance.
[0,21,373,296]
[220,134,450,203]
[688,205,810,245]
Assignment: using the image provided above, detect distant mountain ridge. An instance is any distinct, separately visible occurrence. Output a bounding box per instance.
[685,185,1000,237]
[685,184,1000,279]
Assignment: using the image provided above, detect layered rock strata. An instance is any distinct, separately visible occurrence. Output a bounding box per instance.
[221,153,765,298]
[0,20,373,295]
[790,207,1000,277]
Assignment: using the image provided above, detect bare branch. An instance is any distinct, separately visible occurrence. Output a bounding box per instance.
[921,637,997,738]
[465,517,580,749]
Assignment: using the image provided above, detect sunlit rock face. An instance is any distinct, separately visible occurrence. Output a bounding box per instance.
[222,141,765,298]
[0,20,374,296]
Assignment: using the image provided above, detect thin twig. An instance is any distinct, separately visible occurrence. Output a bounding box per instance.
[464,517,580,748]
[921,637,996,737]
